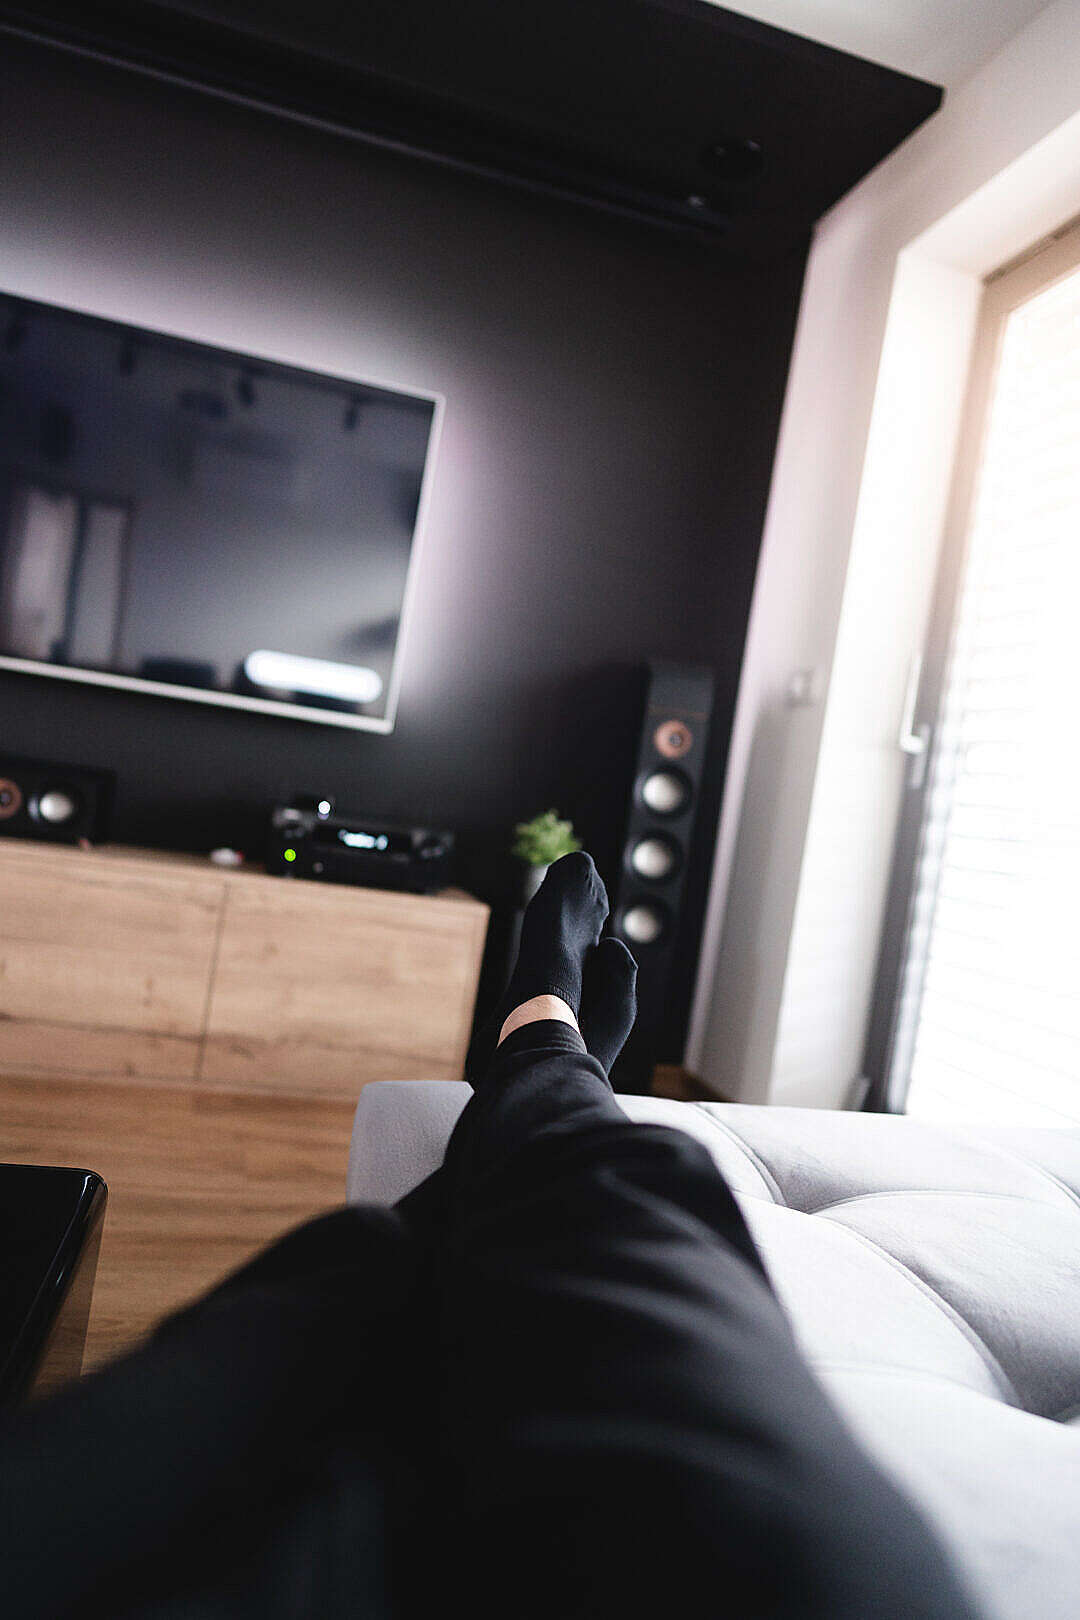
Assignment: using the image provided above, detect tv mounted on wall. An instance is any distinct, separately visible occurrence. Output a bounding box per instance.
[0,293,441,733]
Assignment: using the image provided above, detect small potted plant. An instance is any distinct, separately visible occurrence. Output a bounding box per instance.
[511,809,582,904]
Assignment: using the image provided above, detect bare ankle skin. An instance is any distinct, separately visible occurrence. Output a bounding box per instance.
[498,994,579,1045]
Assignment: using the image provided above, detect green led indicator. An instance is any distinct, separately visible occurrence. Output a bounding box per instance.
[284,847,297,863]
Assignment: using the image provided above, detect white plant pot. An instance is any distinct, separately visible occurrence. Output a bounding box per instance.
[521,862,549,905]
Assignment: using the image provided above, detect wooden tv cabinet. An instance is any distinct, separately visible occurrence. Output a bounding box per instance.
[0,840,489,1098]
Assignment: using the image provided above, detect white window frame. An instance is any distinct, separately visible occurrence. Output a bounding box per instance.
[863,214,1080,1113]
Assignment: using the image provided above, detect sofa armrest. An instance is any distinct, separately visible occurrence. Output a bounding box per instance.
[346,1081,473,1205]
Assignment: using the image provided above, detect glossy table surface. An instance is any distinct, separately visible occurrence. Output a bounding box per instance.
[0,1162,107,1403]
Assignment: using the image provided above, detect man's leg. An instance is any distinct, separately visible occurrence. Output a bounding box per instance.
[0,1204,426,1620]
[394,929,639,1237]
[426,858,978,1620]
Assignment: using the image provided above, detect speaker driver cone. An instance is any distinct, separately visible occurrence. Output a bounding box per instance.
[33,788,80,824]
[639,769,690,816]
[629,834,680,881]
[619,900,670,946]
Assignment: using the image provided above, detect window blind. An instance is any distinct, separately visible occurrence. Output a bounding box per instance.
[902,263,1080,1128]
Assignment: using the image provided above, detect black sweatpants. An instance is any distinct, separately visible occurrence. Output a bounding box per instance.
[0,1022,979,1618]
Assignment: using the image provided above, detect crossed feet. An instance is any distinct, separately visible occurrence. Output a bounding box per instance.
[466,851,637,1085]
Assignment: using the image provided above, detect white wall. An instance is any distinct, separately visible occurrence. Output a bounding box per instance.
[687,0,1080,1104]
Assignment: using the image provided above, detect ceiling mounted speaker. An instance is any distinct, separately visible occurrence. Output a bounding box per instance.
[699,137,765,183]
[610,663,714,1094]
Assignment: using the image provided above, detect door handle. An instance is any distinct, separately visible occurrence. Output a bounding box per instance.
[899,654,931,790]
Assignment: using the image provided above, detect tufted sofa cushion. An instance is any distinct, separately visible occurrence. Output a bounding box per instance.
[347,1083,1080,1620]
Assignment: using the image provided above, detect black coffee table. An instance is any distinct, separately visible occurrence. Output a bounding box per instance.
[0,1163,107,1405]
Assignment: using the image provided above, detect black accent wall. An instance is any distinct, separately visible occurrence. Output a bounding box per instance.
[0,36,806,1058]
[0,0,943,254]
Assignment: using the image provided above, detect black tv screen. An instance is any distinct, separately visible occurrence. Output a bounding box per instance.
[0,293,440,731]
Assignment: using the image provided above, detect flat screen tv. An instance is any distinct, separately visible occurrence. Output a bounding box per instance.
[0,293,441,732]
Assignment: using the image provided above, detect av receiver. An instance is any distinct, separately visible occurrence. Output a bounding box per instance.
[267,801,454,893]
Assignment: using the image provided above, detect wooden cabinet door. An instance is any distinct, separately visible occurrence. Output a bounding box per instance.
[0,845,223,1081]
[201,878,488,1096]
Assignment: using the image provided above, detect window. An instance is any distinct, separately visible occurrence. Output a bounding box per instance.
[865,221,1080,1128]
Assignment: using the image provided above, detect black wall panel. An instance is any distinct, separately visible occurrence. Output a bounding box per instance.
[0,38,807,1058]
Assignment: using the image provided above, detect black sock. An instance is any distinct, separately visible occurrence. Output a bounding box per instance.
[579,936,638,1074]
[466,851,609,1085]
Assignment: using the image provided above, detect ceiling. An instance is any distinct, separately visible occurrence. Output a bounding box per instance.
[715,0,1050,89]
[0,1,946,258]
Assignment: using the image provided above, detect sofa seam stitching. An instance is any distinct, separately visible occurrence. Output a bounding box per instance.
[822,1362,1080,1426]
[942,1131,1080,1216]
[808,1188,1071,1215]
[686,1108,787,1204]
[809,1358,1009,1399]
[815,1215,1022,1408]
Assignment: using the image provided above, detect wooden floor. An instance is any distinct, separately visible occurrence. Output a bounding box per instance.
[653,1063,727,1103]
[2,1071,357,1371]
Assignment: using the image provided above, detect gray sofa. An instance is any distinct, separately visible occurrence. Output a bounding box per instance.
[347,1083,1080,1620]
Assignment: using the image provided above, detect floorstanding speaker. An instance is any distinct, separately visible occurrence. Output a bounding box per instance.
[609,662,714,1094]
